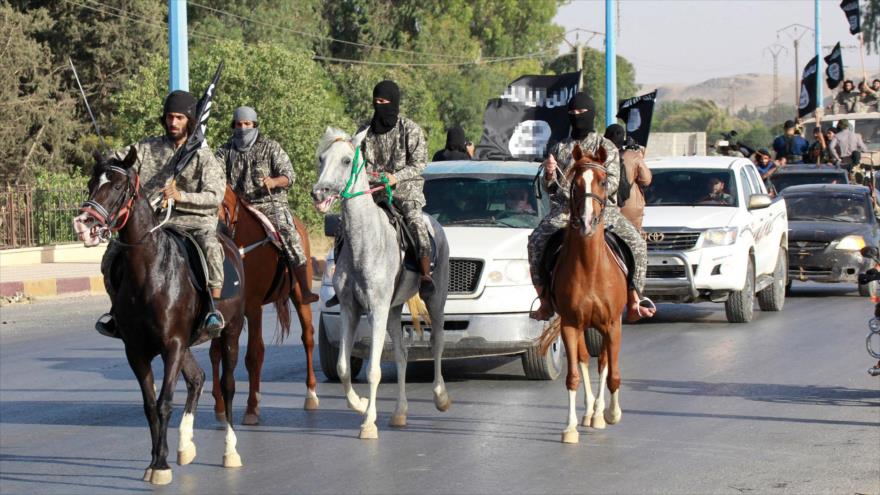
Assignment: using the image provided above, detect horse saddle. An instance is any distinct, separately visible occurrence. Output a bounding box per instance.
[164,226,242,300]
[540,229,635,294]
[240,203,284,251]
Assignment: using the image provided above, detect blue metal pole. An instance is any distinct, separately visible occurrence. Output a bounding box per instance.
[814,0,822,112]
[169,0,189,92]
[605,0,617,127]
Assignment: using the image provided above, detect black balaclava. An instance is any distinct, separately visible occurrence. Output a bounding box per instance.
[568,92,596,140]
[370,80,400,134]
[604,123,626,148]
[162,90,197,135]
[445,126,467,152]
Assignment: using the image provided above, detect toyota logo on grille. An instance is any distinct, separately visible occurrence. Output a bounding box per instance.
[646,232,665,242]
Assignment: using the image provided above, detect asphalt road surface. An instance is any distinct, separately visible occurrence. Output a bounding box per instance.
[1,283,878,494]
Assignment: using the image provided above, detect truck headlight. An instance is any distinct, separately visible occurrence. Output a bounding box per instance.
[322,259,335,286]
[702,227,738,247]
[835,235,866,251]
[485,260,532,286]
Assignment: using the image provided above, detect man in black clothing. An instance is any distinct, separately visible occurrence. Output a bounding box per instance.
[432,126,472,162]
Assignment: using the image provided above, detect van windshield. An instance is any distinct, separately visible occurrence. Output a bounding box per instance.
[645,169,739,207]
[424,177,549,228]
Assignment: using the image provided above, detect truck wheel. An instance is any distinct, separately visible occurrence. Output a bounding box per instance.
[858,281,877,297]
[725,257,755,323]
[522,333,562,380]
[758,248,786,311]
[586,327,604,358]
[318,315,363,381]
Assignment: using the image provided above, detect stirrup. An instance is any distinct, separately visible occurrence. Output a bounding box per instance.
[95,313,120,339]
[202,310,226,339]
[326,294,339,307]
[529,297,554,321]
[637,297,657,317]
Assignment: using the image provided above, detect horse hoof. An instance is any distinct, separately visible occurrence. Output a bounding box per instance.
[580,415,591,427]
[177,443,196,466]
[223,453,243,468]
[303,397,320,411]
[561,429,579,444]
[591,414,607,430]
[142,468,153,482]
[605,409,622,425]
[359,424,378,440]
[434,391,451,412]
[242,413,260,426]
[150,469,172,485]
[215,411,227,423]
[389,414,407,427]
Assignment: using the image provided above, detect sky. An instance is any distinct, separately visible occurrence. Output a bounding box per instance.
[553,0,880,86]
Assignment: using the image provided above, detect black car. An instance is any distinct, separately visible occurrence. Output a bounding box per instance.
[769,164,849,193]
[781,184,880,296]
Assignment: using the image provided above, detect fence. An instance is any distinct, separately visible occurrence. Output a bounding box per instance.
[1,185,87,249]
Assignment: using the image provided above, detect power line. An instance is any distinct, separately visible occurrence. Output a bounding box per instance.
[64,0,226,43]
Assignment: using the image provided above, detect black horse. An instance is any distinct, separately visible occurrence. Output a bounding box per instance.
[73,147,246,485]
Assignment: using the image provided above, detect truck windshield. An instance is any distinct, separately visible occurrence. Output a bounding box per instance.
[424,177,548,228]
[785,194,869,223]
[645,169,739,207]
[770,172,848,192]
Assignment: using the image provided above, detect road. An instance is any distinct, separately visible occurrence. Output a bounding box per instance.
[1,284,878,494]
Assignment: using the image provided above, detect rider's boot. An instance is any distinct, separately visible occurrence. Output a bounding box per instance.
[529,285,554,321]
[95,312,121,339]
[418,255,435,297]
[202,288,226,338]
[293,262,320,304]
[625,289,656,322]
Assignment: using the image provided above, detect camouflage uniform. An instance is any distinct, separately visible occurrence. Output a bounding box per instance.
[360,117,430,257]
[217,134,306,267]
[526,133,648,292]
[102,136,226,290]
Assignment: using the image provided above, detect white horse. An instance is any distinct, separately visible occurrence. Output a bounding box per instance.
[311,127,451,439]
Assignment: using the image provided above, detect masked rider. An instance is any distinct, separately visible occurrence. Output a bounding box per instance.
[216,106,319,304]
[526,92,656,322]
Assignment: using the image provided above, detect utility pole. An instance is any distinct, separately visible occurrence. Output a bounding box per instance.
[777,23,813,111]
[563,29,603,91]
[169,0,189,91]
[763,43,787,117]
[814,0,822,115]
[605,0,617,127]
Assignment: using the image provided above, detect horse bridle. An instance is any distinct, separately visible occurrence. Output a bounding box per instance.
[79,165,140,237]
[569,162,609,231]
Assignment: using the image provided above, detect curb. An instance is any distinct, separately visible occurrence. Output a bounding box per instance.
[0,276,104,299]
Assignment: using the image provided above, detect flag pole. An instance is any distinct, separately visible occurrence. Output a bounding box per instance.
[858,33,868,81]
[605,0,617,128]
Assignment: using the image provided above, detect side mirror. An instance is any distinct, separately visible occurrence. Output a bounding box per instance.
[747,193,772,210]
[323,214,341,237]
[860,246,879,260]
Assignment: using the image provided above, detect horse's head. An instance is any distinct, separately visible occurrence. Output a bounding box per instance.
[72,146,140,246]
[568,144,609,238]
[311,126,367,214]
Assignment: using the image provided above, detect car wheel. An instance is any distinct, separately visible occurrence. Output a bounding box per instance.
[725,257,755,323]
[758,248,786,311]
[522,332,562,380]
[586,327,604,358]
[318,315,363,381]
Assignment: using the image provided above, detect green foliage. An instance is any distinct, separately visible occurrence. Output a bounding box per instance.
[864,0,879,54]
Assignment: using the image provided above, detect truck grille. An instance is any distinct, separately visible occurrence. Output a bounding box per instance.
[791,240,828,253]
[647,265,686,279]
[448,258,483,294]
[644,231,701,251]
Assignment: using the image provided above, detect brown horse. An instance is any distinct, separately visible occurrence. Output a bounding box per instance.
[214,185,318,425]
[538,144,628,444]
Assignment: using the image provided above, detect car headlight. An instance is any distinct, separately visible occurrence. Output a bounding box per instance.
[485,259,532,286]
[835,235,866,251]
[322,259,336,286]
[702,227,738,247]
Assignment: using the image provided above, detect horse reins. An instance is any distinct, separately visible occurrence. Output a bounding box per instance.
[569,162,609,231]
[80,166,160,247]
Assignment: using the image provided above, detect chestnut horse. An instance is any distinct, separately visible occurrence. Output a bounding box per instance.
[537,144,627,444]
[215,186,318,425]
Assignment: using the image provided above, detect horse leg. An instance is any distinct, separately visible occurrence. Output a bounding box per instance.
[242,304,263,425]
[577,332,596,427]
[209,338,225,423]
[149,341,186,485]
[221,326,243,468]
[177,349,204,466]
[388,306,408,427]
[339,301,367,414]
[359,305,389,440]
[295,297,319,411]
[560,322,581,444]
[591,340,610,430]
[427,296,450,412]
[124,347,159,482]
[604,318,623,425]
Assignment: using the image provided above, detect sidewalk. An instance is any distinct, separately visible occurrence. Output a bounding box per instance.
[0,262,103,299]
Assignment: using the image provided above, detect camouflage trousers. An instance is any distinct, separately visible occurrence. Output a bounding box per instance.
[526,206,647,292]
[398,199,430,258]
[250,201,306,267]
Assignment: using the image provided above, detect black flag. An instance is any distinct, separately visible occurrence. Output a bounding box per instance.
[824,42,844,90]
[616,90,657,148]
[798,55,819,118]
[475,72,580,161]
[170,61,224,178]
[840,0,861,35]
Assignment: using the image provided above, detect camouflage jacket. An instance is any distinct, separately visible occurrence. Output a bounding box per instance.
[216,134,294,206]
[543,132,621,211]
[113,136,225,218]
[360,116,428,204]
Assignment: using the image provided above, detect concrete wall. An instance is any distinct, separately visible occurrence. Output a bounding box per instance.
[646,132,707,159]
[0,243,107,268]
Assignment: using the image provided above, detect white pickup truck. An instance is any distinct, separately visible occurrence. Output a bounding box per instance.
[641,156,789,323]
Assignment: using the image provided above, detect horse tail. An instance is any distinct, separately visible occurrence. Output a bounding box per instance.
[272,297,292,344]
[407,295,431,337]
[538,316,561,356]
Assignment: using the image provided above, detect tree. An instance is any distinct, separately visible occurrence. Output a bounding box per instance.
[864,0,879,54]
